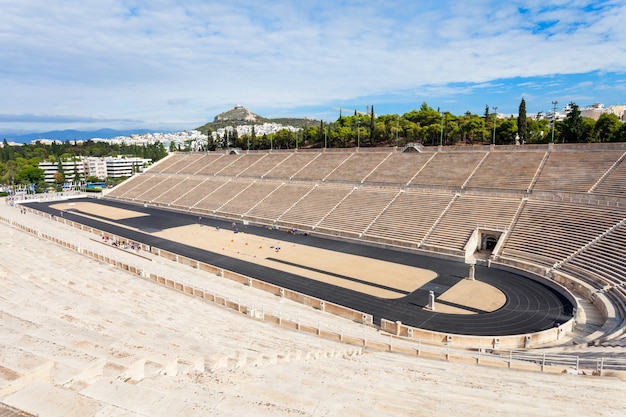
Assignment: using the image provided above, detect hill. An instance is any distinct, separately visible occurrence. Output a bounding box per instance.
[196,105,320,134]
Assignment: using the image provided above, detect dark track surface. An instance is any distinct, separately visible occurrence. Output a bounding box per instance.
[26,198,574,337]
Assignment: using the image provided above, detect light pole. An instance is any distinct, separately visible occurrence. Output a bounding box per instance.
[357,119,360,148]
[440,111,444,146]
[492,106,498,145]
[396,115,399,147]
[551,100,558,143]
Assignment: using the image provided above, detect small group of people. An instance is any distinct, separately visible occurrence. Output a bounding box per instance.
[102,235,141,252]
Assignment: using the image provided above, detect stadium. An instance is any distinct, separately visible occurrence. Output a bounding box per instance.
[2,142,626,416]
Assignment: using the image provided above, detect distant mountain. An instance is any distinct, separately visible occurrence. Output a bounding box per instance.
[213,105,266,124]
[196,105,320,133]
[1,128,163,143]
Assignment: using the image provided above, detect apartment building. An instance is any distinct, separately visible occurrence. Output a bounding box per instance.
[39,156,151,183]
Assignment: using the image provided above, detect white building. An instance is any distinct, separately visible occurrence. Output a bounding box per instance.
[606,105,626,121]
[105,156,152,178]
[83,157,108,180]
[39,156,152,183]
[38,160,85,183]
[581,103,606,121]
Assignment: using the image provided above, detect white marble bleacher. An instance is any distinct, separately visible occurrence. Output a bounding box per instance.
[166,177,220,209]
[0,216,362,417]
[218,153,268,177]
[532,150,624,193]
[262,153,319,179]
[558,222,626,288]
[465,150,546,192]
[7,142,626,415]
[363,191,454,248]
[591,154,626,198]
[276,184,353,230]
[116,174,167,202]
[215,181,282,217]
[244,183,316,224]
[363,152,433,185]
[193,153,246,176]
[410,151,487,188]
[423,195,521,251]
[0,256,152,386]
[151,177,205,207]
[237,153,291,178]
[501,199,626,268]
[148,153,188,174]
[166,153,206,174]
[133,176,182,204]
[290,152,352,181]
[192,178,249,213]
[104,174,157,200]
[323,152,391,183]
[316,188,400,237]
[177,152,225,175]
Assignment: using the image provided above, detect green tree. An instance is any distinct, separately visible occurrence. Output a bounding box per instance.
[612,122,626,142]
[0,161,7,182]
[423,124,441,146]
[369,105,376,146]
[53,171,65,185]
[459,113,485,144]
[583,118,596,143]
[1,139,15,162]
[483,105,491,143]
[517,98,527,144]
[561,102,588,143]
[3,160,17,184]
[526,118,550,144]
[593,113,621,142]
[496,118,518,145]
[15,165,44,184]
[404,103,441,127]
[273,129,294,149]
[333,126,352,147]
[73,161,82,182]
[231,128,239,148]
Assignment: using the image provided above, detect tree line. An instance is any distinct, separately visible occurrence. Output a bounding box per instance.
[3,100,625,187]
[199,101,626,150]
[0,139,167,188]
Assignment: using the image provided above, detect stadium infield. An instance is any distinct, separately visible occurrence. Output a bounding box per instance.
[25,197,574,337]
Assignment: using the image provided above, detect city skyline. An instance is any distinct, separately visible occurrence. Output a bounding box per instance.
[1,1,625,134]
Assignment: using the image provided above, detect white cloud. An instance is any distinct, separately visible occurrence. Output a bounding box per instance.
[1,0,625,130]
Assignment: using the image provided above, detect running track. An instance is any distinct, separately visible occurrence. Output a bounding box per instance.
[25,198,574,337]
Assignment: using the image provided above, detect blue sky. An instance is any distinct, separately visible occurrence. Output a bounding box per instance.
[1,0,625,134]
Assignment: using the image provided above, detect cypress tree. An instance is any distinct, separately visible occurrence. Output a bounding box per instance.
[369,105,376,146]
[517,98,527,144]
